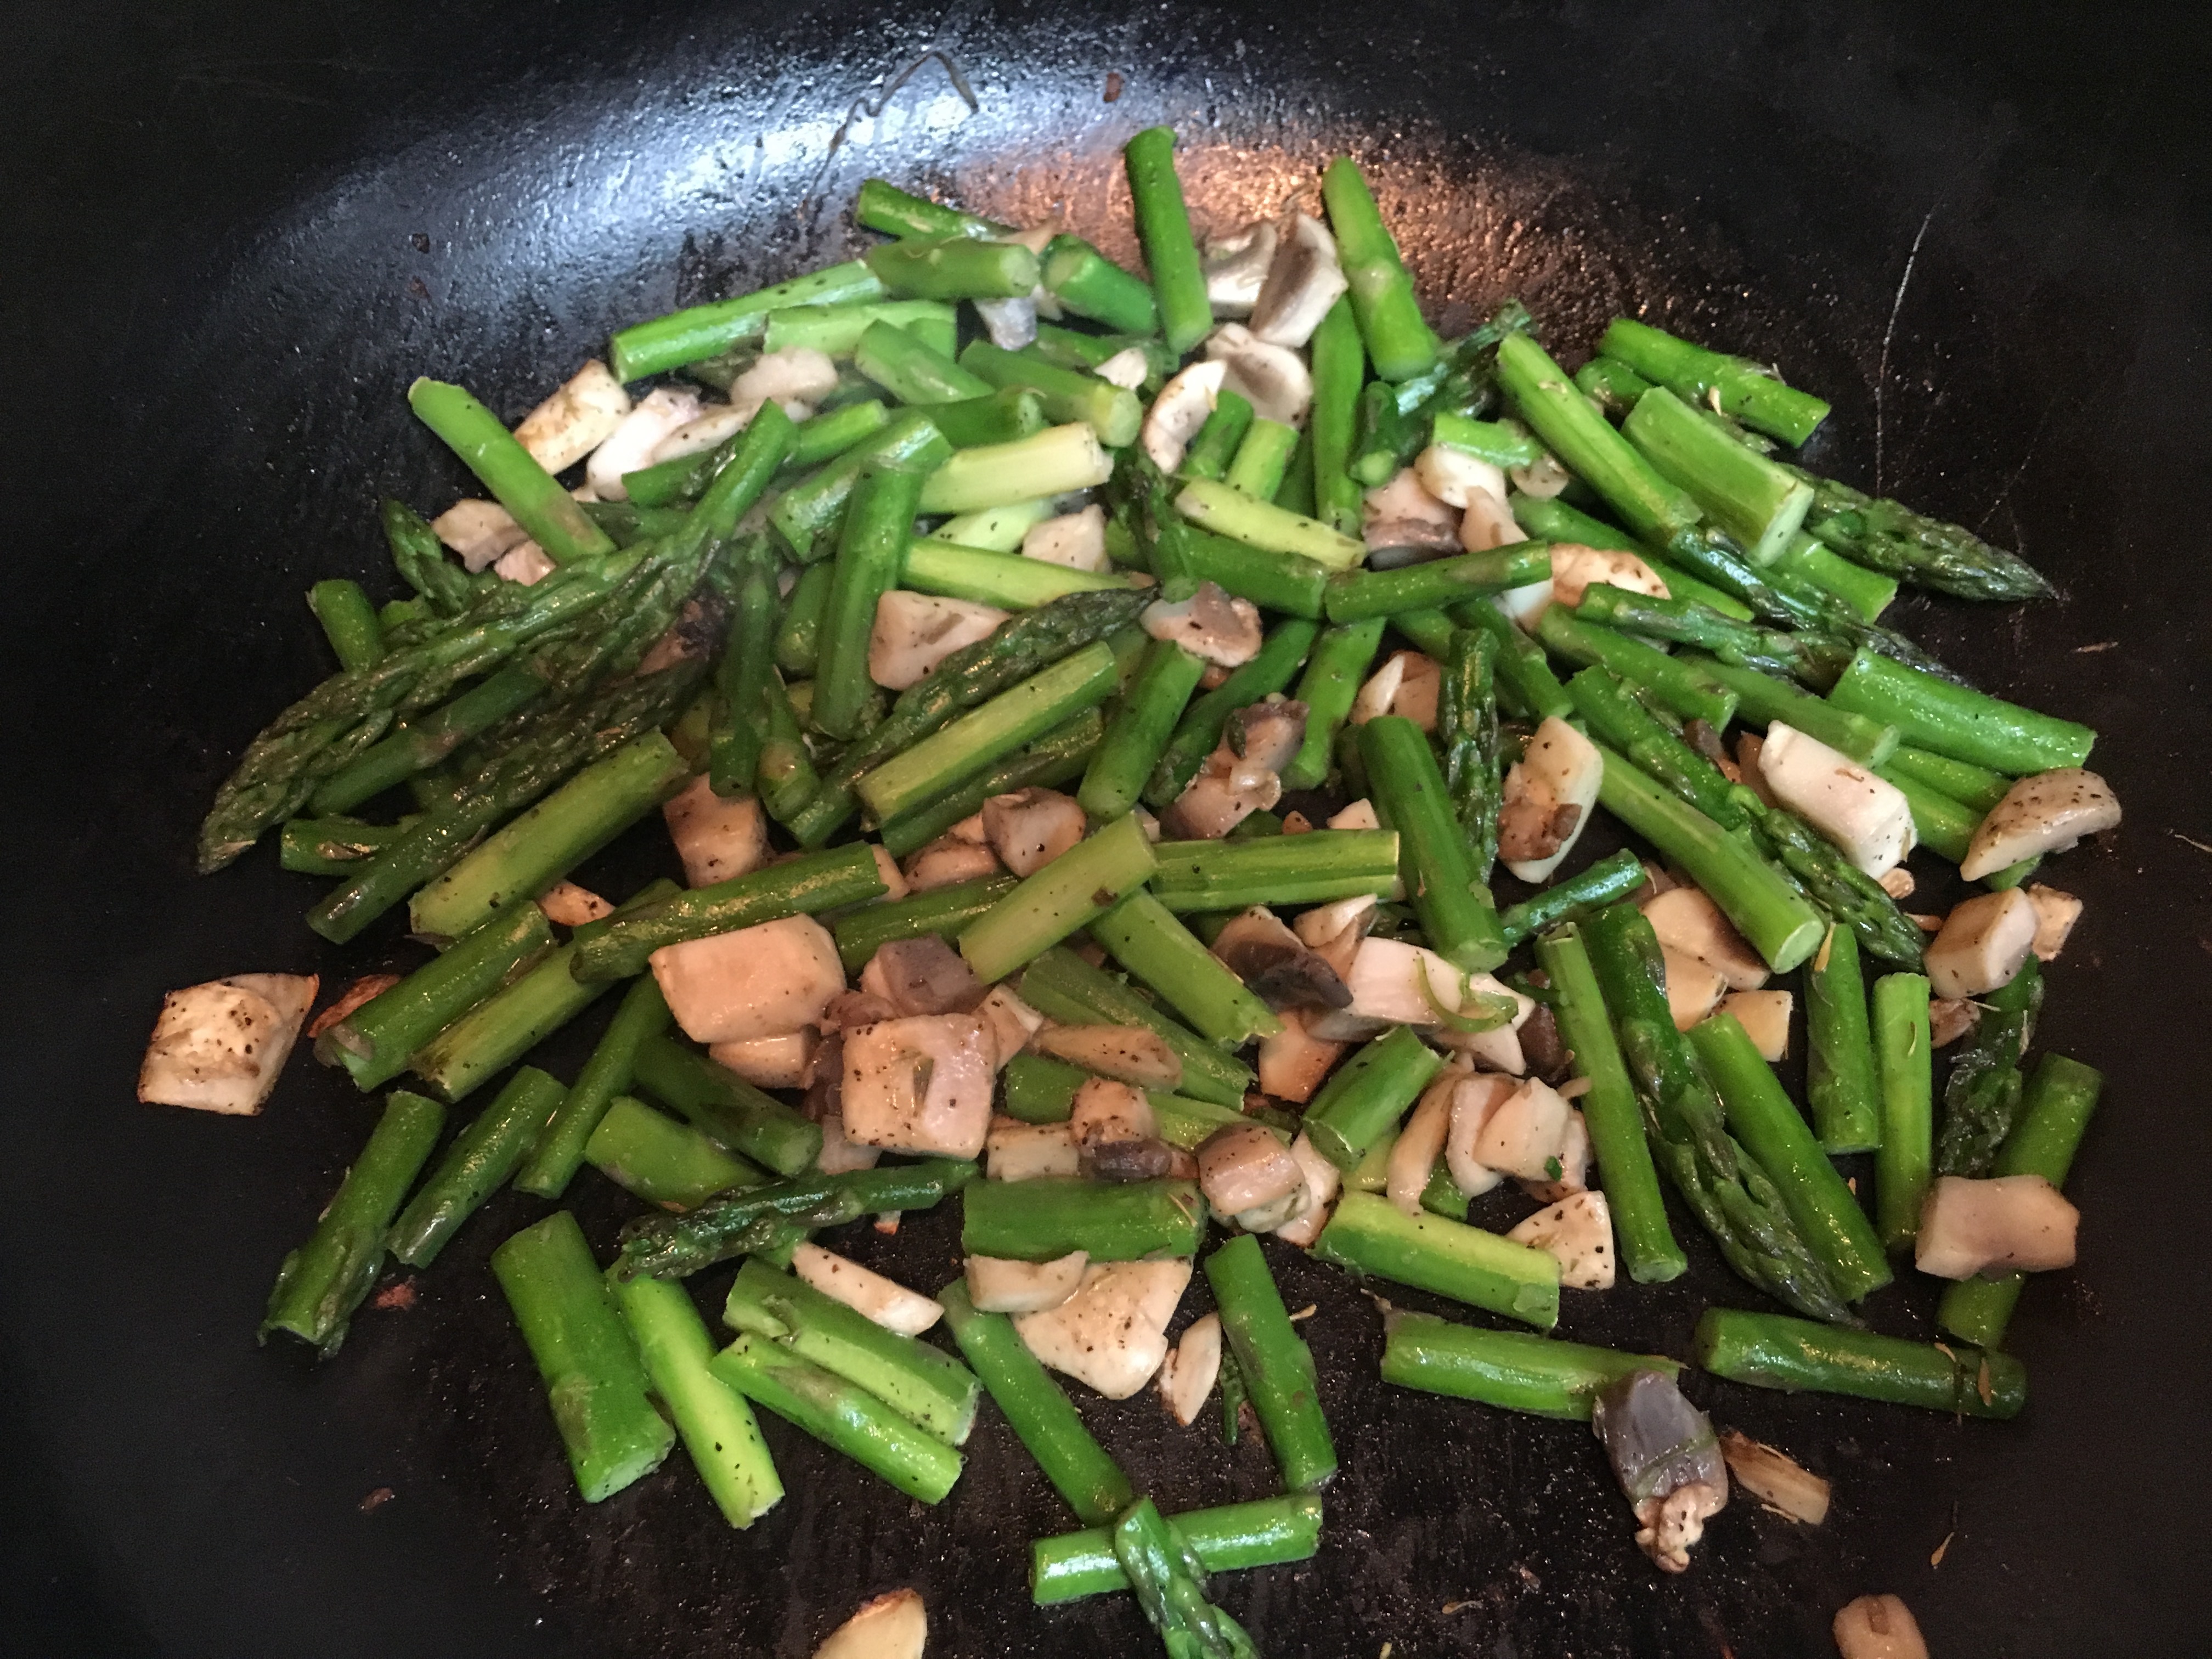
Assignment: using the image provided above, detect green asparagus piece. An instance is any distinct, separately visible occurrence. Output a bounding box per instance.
[1534,608,1736,727]
[1435,627,1503,881]
[879,708,1102,856]
[1694,1307,2024,1419]
[756,671,823,825]
[1280,620,1385,791]
[1143,618,1321,808]
[1827,647,2094,775]
[957,810,1158,984]
[1226,417,1300,501]
[1739,793,1930,970]
[1324,546,1552,622]
[1315,1192,1560,1330]
[771,410,951,562]
[1360,715,1508,971]
[380,498,483,618]
[608,1272,782,1526]
[1032,1496,1323,1604]
[1871,971,1934,1251]
[1182,389,1255,482]
[280,816,410,877]
[1624,386,1814,563]
[629,1034,823,1178]
[571,843,886,983]
[761,301,959,360]
[936,1280,1135,1526]
[1175,477,1367,572]
[615,1159,977,1280]
[1381,1309,1679,1420]
[855,178,1005,239]
[1498,332,1704,546]
[775,561,834,674]
[1770,530,1898,621]
[260,1090,445,1355]
[1883,744,2012,814]
[1309,296,1366,534]
[1447,593,1575,720]
[1206,1234,1338,1490]
[1936,955,2043,1177]
[1081,640,1209,820]
[1874,764,1979,865]
[1147,828,1402,915]
[1572,354,1654,416]
[905,539,1125,611]
[853,318,992,404]
[405,378,615,562]
[1804,926,1883,1154]
[919,422,1114,515]
[1534,926,1685,1282]
[813,462,929,739]
[308,664,546,816]
[491,1211,676,1500]
[1113,1497,1261,1659]
[1321,156,1436,381]
[1599,318,1831,447]
[929,496,1055,551]
[308,579,383,673]
[960,340,1142,447]
[830,875,1018,971]
[1938,1053,2102,1347]
[961,1176,1206,1262]
[390,1066,566,1267]
[1685,653,1897,763]
[584,1094,761,1210]
[1430,411,1543,468]
[1122,127,1212,354]
[710,1332,963,1503]
[1505,492,1756,620]
[1038,232,1159,334]
[1785,463,2054,601]
[1570,584,1849,691]
[610,261,883,380]
[1025,324,1172,385]
[865,233,1039,301]
[907,386,1048,448]
[1016,946,1255,1107]
[1303,1026,1444,1171]
[1092,892,1283,1045]
[708,540,778,795]
[1496,849,1647,946]
[1566,666,1742,828]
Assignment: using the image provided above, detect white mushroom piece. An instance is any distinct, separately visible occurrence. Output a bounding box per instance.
[1717,989,1793,1062]
[985,1118,1082,1182]
[661,774,770,888]
[513,360,631,475]
[649,347,840,464]
[1923,887,2039,1000]
[1196,1122,1308,1231]
[1641,887,1769,990]
[1256,1009,1349,1104]
[869,593,1009,691]
[839,1014,996,1160]
[1012,1258,1193,1398]
[1832,1595,1929,1659]
[584,385,706,499]
[811,1588,927,1659]
[1248,213,1349,349]
[1475,1077,1581,1182]
[864,936,985,1017]
[1142,580,1264,668]
[1163,695,1307,840]
[1386,1070,1457,1217]
[650,915,845,1045]
[1959,768,2121,880]
[1210,907,1351,1012]
[1507,1190,1617,1290]
[902,833,1002,894]
[1094,346,1153,390]
[138,973,318,1115]
[1362,467,1461,560]
[1141,359,1226,473]
[1271,1133,1343,1248]
[1589,1369,1729,1575]
[708,1029,818,1090]
[1201,222,1280,318]
[1157,1312,1223,1427]
[1204,323,1314,427]
[973,984,1046,1069]
[1443,1072,1520,1197]
[791,1243,943,1336]
[1350,650,1442,731]
[492,540,556,586]
[1499,716,1603,882]
[1022,504,1110,573]
[1661,947,1729,1030]
[1547,544,1672,608]
[964,1248,1089,1314]
[1065,1076,1177,1182]
[982,787,1087,876]
[432,499,530,572]
[1757,723,1916,877]
[1915,1174,2079,1279]
[2025,883,2084,961]
[1412,446,1508,512]
[1034,1028,1183,1092]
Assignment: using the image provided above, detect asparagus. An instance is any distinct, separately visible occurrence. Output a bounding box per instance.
[406,378,616,563]
[1360,715,1509,972]
[1770,530,1898,622]
[280,815,413,874]
[1280,620,1385,791]
[708,539,778,795]
[1598,318,1831,447]
[1092,892,1283,1045]
[1506,492,1756,620]
[1017,946,1255,1107]
[317,900,554,1091]
[853,318,991,405]
[813,463,930,738]
[775,409,950,561]
[1497,850,1646,946]
[1302,1025,1444,1170]
[1694,1308,2025,1419]
[1080,639,1209,819]
[1594,745,1824,972]
[879,708,1102,856]
[1874,763,1979,865]
[1690,1014,1892,1302]
[1381,1309,1680,1420]
[1309,296,1367,534]
[608,1273,783,1527]
[1444,593,1574,720]
[1938,1053,2103,1347]
[757,672,823,825]
[1785,462,2054,601]
[1321,156,1436,381]
[409,730,688,941]
[1032,1496,1323,1604]
[1534,926,1685,1282]
[1572,354,1654,416]
[1175,477,1367,572]
[828,877,1015,974]
[585,1094,761,1210]
[1113,1497,1261,1659]
[865,233,1039,301]
[1686,653,1897,763]
[386,1067,565,1267]
[1225,417,1300,501]
[1498,333,1703,546]
[762,302,960,361]
[724,1260,980,1445]
[1566,666,1742,828]
[308,579,382,672]
[614,1159,976,1280]
[571,843,885,982]
[1026,324,1172,386]
[260,1090,445,1355]
[855,178,1006,239]
[1534,608,1736,727]
[1570,584,1849,691]
[1582,902,1853,1322]
[1434,628,1503,881]
[492,1211,676,1500]
[960,341,1142,448]
[1143,618,1321,808]
[1740,793,1930,970]
[1870,970,1934,1251]
[308,663,545,816]
[629,1034,823,1177]
[1314,1192,1560,1330]
[960,1176,1206,1262]
[1147,828,1402,915]
[609,261,884,380]
[1206,1234,1338,1491]
[710,1333,963,1503]
[1182,388,1256,482]
[1430,412,1543,468]
[936,1280,1136,1526]
[1122,127,1212,354]
[1936,955,2043,1177]
[1039,233,1160,334]
[380,498,484,618]
[775,561,834,674]
[919,422,1114,515]
[1324,546,1552,623]
[1827,647,2094,775]
[928,497,1055,552]
[1623,386,1813,563]
[907,537,1118,610]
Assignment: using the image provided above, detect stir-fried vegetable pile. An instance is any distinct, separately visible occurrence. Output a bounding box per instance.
[153,127,2119,1648]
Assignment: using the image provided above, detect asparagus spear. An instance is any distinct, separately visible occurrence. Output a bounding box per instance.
[1936,955,2043,1176]
[1496,849,1647,946]
[1870,970,1934,1251]
[855,178,1006,239]
[1826,647,2094,775]
[571,843,886,982]
[1308,296,1367,534]
[1091,893,1283,1045]
[1280,620,1385,790]
[1694,1308,2025,1419]
[960,341,1143,447]
[1122,127,1212,354]
[629,1034,823,1177]
[1225,417,1301,501]
[492,1211,676,1501]
[1881,742,2012,814]
[711,1333,964,1503]
[903,538,1125,609]
[1175,478,1367,572]
[831,874,1013,969]
[1081,640,1209,820]
[1360,715,1509,972]
[1770,529,1899,622]
[1303,1026,1444,1171]
[879,707,1103,856]
[308,579,383,672]
[1570,584,1849,691]
[1032,1496,1323,1604]
[960,1176,1207,1261]
[1597,318,1831,447]
[853,319,992,404]
[281,814,414,874]
[1113,1497,1262,1659]
[1534,608,1736,727]
[708,539,778,795]
[512,973,676,1197]
[1039,232,1160,334]
[1324,546,1551,622]
[1182,389,1256,482]
[813,462,930,739]
[308,663,546,816]
[380,498,484,617]
[614,1159,976,1280]
[937,1279,1136,1526]
[1206,1234,1338,1491]
[1505,492,1755,620]
[1784,462,2054,601]
[1684,653,1897,763]
[1381,1309,1680,1419]
[1430,412,1543,468]
[1156,524,1330,619]
[770,410,950,561]
[1450,594,1575,720]
[1737,793,1930,970]
[1143,618,1321,808]
[1314,1192,1561,1330]
[763,302,959,360]
[757,671,823,825]
[865,233,1039,300]
[608,1272,782,1527]
[1147,829,1402,915]
[1321,156,1436,382]
[1805,926,1883,1154]
[1623,385,1813,563]
[389,1067,566,1267]
[260,1090,445,1355]
[919,421,1114,515]
[407,378,616,563]
[1433,628,1503,882]
[584,1094,761,1210]
[1017,946,1255,1107]
[609,261,884,381]
[1566,666,1742,827]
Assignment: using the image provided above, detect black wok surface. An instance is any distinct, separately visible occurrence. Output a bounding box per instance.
[6,2,2210,1654]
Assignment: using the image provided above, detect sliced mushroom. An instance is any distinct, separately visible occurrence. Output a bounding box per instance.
[1012,1258,1193,1398]
[1211,907,1351,1012]
[1915,1173,2079,1279]
[1717,989,1792,1061]
[1924,888,2038,1000]
[1426,971,1538,1076]
[1196,1122,1305,1218]
[832,984,904,1029]
[1506,1189,1616,1289]
[1832,1595,1928,1659]
[1640,887,1769,990]
[1387,1072,1456,1217]
[1256,1008,1350,1102]
[1517,1002,1573,1085]
[1272,1131,1344,1247]
[1142,580,1264,667]
[651,915,845,1045]
[1204,323,1314,426]
[1459,487,1528,555]
[1758,723,1916,878]
[1141,360,1226,473]
[902,835,1002,894]
[1228,696,1309,772]
[1549,545,1672,608]
[1590,1369,1728,1575]
[2025,884,2083,962]
[1716,1430,1830,1526]
[432,499,529,572]
[493,540,556,586]
[1158,1312,1223,1426]
[982,788,1088,877]
[1474,1076,1577,1182]
[1960,768,2121,881]
[729,346,840,418]
[585,385,706,499]
[1022,504,1110,573]
[811,1589,927,1659]
[1036,1027,1183,1092]
[1351,649,1443,731]
[514,360,631,475]
[986,1118,1083,1181]
[868,936,985,1017]
[839,1014,996,1160]
[814,1111,881,1173]
[1202,222,1280,318]
[1928,997,1980,1048]
[536,881,614,927]
[1661,946,1729,1030]
[1445,1073,1519,1196]
[966,1249,1089,1314]
[1248,213,1348,349]
[1500,716,1603,882]
[869,592,1010,691]
[1324,799,1380,833]
[1509,449,1573,500]
[1520,1108,1591,1202]
[1362,467,1461,554]
[708,1029,819,1090]
[1413,445,1508,511]
[1085,1136,1180,1183]
[974,985,1046,1069]
[662,774,770,888]
[791,1243,943,1335]
[139,973,318,1116]
[1095,346,1152,390]
[1309,938,1480,1041]
[1163,746,1283,840]
[1734,731,1782,808]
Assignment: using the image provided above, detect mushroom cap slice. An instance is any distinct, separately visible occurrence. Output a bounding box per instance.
[1960,768,2121,881]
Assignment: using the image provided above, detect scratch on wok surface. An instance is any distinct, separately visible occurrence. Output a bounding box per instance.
[1876,206,1937,496]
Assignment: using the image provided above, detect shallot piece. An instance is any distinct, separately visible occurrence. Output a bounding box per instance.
[811,1588,927,1659]
[1589,1369,1729,1574]
[1832,1595,1928,1659]
[1142,580,1264,667]
[1157,1311,1224,1426]
[1716,1429,1831,1525]
[1196,1122,1306,1228]
[1272,1132,1342,1247]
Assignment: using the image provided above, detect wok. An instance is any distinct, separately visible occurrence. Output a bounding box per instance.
[4,1,2209,1654]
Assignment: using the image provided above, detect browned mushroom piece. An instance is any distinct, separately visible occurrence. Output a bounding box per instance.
[1210,907,1352,1012]
[868,936,986,1017]
[1517,1002,1573,1084]
[1195,1122,1306,1223]
[1497,797,1584,865]
[1247,212,1350,349]
[1929,997,1982,1047]
[1141,580,1265,667]
[1227,696,1309,773]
